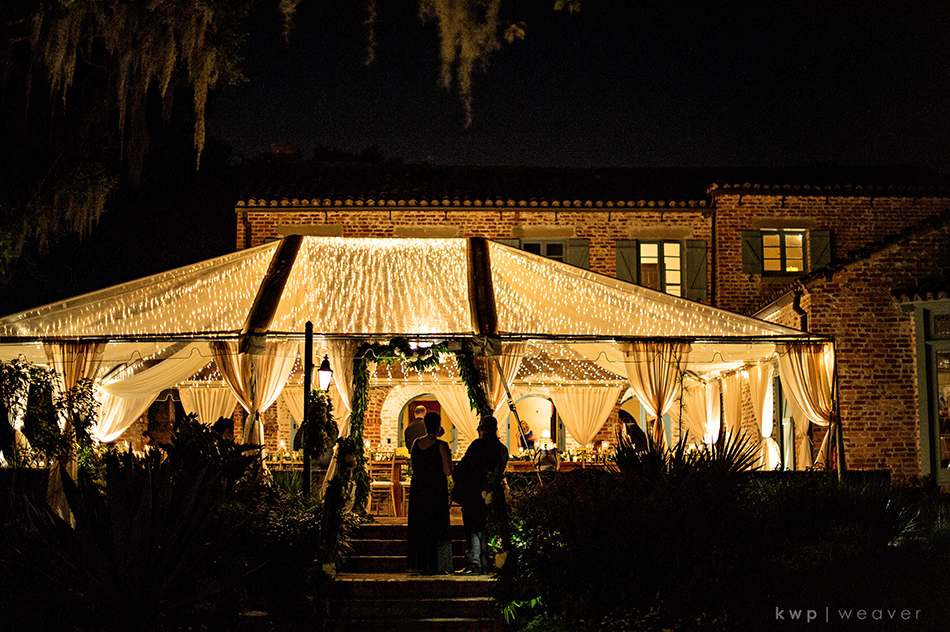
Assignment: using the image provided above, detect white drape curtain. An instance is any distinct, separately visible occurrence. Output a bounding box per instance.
[326,339,358,438]
[211,340,297,444]
[282,386,304,421]
[778,343,835,468]
[672,380,721,446]
[45,341,105,429]
[777,343,834,427]
[549,386,622,447]
[474,343,526,422]
[622,341,690,445]
[433,385,480,442]
[93,344,212,442]
[676,385,707,445]
[44,341,105,521]
[721,373,743,438]
[101,344,208,398]
[95,394,155,443]
[320,339,360,498]
[787,392,812,469]
[749,362,780,470]
[180,386,238,426]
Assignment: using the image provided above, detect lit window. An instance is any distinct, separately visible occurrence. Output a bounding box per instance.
[639,241,682,296]
[762,229,805,274]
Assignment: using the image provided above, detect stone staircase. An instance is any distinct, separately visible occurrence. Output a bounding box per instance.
[328,519,504,632]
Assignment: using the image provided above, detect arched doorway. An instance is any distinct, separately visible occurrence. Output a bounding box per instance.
[512,394,561,455]
[398,395,457,455]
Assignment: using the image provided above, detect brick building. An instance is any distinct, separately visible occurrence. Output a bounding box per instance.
[235,162,950,480]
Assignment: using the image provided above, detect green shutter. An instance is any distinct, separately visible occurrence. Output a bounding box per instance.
[740,231,763,274]
[809,230,831,271]
[495,238,521,248]
[565,238,590,270]
[615,240,638,283]
[684,240,708,301]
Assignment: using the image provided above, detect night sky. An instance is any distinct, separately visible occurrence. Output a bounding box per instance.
[210,1,950,171]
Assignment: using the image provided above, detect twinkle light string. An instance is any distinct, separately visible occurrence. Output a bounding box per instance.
[269,237,474,335]
[0,243,278,338]
[488,243,797,338]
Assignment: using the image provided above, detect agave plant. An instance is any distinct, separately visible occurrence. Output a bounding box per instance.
[615,428,760,484]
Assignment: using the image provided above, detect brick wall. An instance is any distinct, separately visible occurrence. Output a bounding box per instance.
[714,194,950,314]
[764,223,950,478]
[236,207,711,285]
[236,194,950,474]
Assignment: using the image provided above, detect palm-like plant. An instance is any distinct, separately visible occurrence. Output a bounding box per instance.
[615,428,761,483]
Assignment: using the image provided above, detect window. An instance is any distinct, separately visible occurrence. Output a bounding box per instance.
[762,229,805,274]
[616,239,707,301]
[741,229,831,276]
[497,238,590,269]
[637,241,683,296]
[904,303,950,483]
[934,350,950,473]
[522,240,565,262]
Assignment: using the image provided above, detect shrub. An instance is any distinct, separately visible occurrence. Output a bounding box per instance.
[0,415,260,630]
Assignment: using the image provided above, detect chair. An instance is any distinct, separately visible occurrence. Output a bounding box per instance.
[367,457,399,517]
[400,460,411,516]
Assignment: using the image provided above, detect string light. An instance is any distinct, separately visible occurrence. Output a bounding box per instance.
[488,243,797,338]
[0,243,277,337]
[0,237,811,389]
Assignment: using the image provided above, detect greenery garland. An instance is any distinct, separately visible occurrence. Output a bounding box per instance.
[454,344,493,417]
[357,337,450,372]
[347,353,372,514]
[343,337,493,514]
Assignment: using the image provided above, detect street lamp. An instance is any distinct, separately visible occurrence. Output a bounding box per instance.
[317,355,333,391]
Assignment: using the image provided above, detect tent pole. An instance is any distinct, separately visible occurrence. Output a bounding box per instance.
[492,356,542,482]
[832,340,846,480]
[303,321,313,495]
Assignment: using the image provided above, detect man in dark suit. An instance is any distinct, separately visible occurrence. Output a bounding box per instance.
[404,404,428,451]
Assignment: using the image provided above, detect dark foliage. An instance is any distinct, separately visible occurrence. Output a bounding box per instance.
[497,434,924,632]
[0,411,362,630]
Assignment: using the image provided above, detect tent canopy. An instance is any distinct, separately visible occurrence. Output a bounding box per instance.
[0,236,802,338]
[0,236,820,380]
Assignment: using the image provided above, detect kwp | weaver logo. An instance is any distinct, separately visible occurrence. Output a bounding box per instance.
[774,607,922,623]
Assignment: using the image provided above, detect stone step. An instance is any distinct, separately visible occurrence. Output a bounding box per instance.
[329,575,502,632]
[344,553,466,574]
[348,538,468,558]
[329,616,502,632]
[334,595,496,619]
[333,575,495,599]
[344,520,469,574]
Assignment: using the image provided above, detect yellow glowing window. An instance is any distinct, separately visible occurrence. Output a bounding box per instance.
[762,230,805,274]
[639,241,682,296]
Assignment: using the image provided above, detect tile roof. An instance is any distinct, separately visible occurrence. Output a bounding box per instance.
[235,163,950,209]
[892,275,950,303]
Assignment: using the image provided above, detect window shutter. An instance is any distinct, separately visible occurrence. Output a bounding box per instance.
[565,238,590,270]
[615,240,638,283]
[684,240,708,301]
[809,230,831,271]
[495,238,521,248]
[740,231,764,274]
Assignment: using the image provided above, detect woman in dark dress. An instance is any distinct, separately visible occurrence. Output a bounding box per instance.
[406,411,454,575]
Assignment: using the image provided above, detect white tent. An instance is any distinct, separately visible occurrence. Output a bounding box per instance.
[0,236,827,448]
